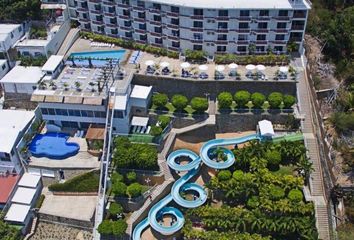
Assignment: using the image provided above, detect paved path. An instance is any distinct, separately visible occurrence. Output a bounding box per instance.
[295,57,331,240]
[57,28,80,56]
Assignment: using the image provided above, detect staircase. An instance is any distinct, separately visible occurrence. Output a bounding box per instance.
[57,28,80,56]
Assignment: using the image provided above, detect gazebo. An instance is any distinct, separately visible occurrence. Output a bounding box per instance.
[86,124,105,154]
[258,120,275,138]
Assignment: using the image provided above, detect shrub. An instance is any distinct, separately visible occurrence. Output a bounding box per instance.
[234,91,251,108]
[246,196,260,209]
[190,97,208,112]
[158,115,171,129]
[112,182,127,197]
[98,220,112,235]
[126,172,137,184]
[112,220,128,236]
[126,183,143,198]
[251,92,266,109]
[283,95,296,108]
[288,189,303,202]
[232,170,244,180]
[185,49,207,61]
[150,126,162,136]
[269,185,285,200]
[171,94,189,111]
[48,171,99,192]
[217,170,232,181]
[265,150,282,168]
[152,93,168,108]
[111,172,124,184]
[35,194,45,209]
[217,92,233,109]
[108,202,123,216]
[268,92,283,109]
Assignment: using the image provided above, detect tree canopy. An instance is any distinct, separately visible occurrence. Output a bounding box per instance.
[0,0,44,22]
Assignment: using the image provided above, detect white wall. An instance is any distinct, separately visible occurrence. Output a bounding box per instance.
[2,83,37,94]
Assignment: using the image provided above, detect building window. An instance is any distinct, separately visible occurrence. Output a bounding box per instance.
[153,15,161,22]
[172,30,179,37]
[274,46,283,52]
[152,3,161,10]
[114,110,123,118]
[237,46,247,52]
[239,22,249,29]
[122,0,129,4]
[154,27,162,33]
[217,34,227,41]
[218,10,228,17]
[94,4,101,11]
[155,38,162,44]
[240,10,249,17]
[238,34,248,41]
[139,23,146,30]
[172,41,179,48]
[193,33,203,40]
[217,46,226,52]
[96,15,102,21]
[218,22,228,29]
[68,109,81,117]
[111,29,117,34]
[258,22,268,29]
[259,10,269,16]
[275,34,285,41]
[123,9,129,16]
[194,9,203,16]
[171,18,179,25]
[140,34,147,40]
[279,10,288,17]
[193,21,203,28]
[257,35,266,41]
[138,12,145,18]
[124,21,131,27]
[125,31,132,38]
[277,22,287,29]
[256,46,265,52]
[137,0,144,7]
[193,45,203,51]
[110,18,117,24]
[48,108,55,115]
[41,108,48,115]
[171,6,179,13]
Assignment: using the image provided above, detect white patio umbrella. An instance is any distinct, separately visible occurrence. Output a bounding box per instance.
[160,62,170,68]
[145,60,155,66]
[256,64,266,72]
[245,64,256,71]
[199,65,208,71]
[180,62,191,68]
[228,63,238,69]
[279,66,289,73]
[215,65,225,72]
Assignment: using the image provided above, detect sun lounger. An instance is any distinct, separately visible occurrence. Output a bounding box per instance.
[146,126,151,134]
[136,126,142,133]
[140,127,146,134]
[132,125,137,133]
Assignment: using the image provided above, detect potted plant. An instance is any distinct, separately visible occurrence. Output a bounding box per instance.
[49,81,57,90]
[75,81,81,91]
[39,81,47,90]
[63,82,69,91]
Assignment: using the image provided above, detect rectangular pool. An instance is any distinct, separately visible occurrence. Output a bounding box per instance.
[70,50,126,60]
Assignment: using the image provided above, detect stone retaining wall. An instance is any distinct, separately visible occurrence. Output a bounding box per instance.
[38,213,93,229]
[133,74,297,98]
[4,92,37,109]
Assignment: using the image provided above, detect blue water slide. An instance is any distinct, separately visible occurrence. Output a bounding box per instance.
[132,217,149,240]
[167,149,201,172]
[200,133,259,169]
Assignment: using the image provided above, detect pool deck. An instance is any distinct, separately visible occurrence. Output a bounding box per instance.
[28,137,100,169]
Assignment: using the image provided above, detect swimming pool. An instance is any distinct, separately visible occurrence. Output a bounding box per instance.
[29,132,80,160]
[70,50,126,60]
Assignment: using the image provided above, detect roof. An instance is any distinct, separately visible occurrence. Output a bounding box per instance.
[1,66,43,84]
[0,110,35,153]
[16,39,49,47]
[18,173,41,188]
[0,174,19,204]
[131,116,149,127]
[114,94,128,110]
[130,85,152,99]
[86,125,105,140]
[149,0,311,9]
[0,24,21,42]
[11,187,37,205]
[42,55,64,72]
[0,59,7,66]
[258,120,275,137]
[4,203,31,223]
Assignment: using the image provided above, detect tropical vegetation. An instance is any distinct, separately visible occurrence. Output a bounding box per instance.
[48,170,99,192]
[0,217,22,240]
[215,53,289,65]
[110,172,147,198]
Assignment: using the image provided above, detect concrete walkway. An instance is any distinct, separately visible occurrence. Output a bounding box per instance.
[295,57,331,240]
[57,28,80,56]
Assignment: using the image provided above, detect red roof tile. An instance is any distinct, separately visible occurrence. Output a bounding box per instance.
[0,174,19,204]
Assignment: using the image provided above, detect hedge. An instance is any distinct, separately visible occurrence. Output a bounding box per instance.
[48,171,99,192]
[215,53,289,65]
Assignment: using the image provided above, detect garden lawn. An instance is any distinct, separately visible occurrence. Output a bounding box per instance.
[48,171,99,192]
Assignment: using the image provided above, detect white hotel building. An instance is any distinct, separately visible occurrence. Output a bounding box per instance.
[60,0,310,55]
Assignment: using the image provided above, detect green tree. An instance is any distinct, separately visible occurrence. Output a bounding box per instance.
[329,112,354,133]
[283,95,296,109]
[152,93,168,108]
[126,183,143,198]
[267,92,283,109]
[111,220,127,236]
[288,189,303,202]
[217,92,233,109]
[108,202,123,216]
[0,219,22,240]
[251,93,266,109]
[190,97,208,112]
[269,185,285,200]
[97,220,112,235]
[265,150,282,168]
[150,126,162,136]
[126,172,137,184]
[217,170,232,181]
[112,182,127,197]
[157,115,171,129]
[234,91,251,108]
[171,94,189,111]
[111,172,124,184]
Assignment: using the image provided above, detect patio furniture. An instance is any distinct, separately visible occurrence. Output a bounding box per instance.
[162,67,170,75]
[181,62,191,69]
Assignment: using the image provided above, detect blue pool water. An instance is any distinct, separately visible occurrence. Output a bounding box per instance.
[70,50,126,60]
[29,132,80,160]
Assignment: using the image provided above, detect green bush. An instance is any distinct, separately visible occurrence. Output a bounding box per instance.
[283,95,296,109]
[108,202,123,216]
[18,55,47,67]
[268,92,283,109]
[246,196,260,209]
[288,189,303,202]
[185,50,207,61]
[152,93,168,108]
[35,194,45,209]
[98,220,127,236]
[251,92,266,109]
[265,150,282,168]
[234,91,251,108]
[98,220,112,235]
[214,53,289,65]
[158,115,171,129]
[112,182,127,197]
[217,170,232,181]
[111,172,124,184]
[48,171,99,192]
[190,97,208,112]
[171,94,189,111]
[0,219,22,240]
[126,172,137,184]
[126,183,143,198]
[269,185,285,200]
[217,92,233,109]
[329,112,354,133]
[150,126,163,136]
[232,170,244,180]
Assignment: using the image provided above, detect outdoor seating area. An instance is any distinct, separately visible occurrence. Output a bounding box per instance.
[90,41,115,48]
[129,50,143,64]
[130,116,151,135]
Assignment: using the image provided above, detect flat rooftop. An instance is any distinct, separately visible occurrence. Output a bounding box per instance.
[18,173,41,188]
[5,203,30,223]
[16,39,49,47]
[0,24,21,42]
[130,85,152,99]
[0,66,43,84]
[11,187,37,205]
[42,55,64,72]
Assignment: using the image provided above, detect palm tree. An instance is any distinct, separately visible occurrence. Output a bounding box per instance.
[213,147,227,162]
[63,82,69,91]
[295,156,314,185]
[75,81,81,91]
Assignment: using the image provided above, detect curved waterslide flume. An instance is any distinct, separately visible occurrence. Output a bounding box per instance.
[167,149,201,172]
[200,133,260,169]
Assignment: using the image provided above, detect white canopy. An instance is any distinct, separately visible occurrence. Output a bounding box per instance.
[258,120,275,137]
[228,63,238,69]
[198,65,208,71]
[145,60,155,66]
[5,204,30,223]
[160,62,170,67]
[42,55,64,72]
[181,62,191,68]
[256,64,266,71]
[215,65,225,72]
[18,173,41,188]
[279,66,289,73]
[131,116,149,127]
[245,64,256,71]
[11,187,37,205]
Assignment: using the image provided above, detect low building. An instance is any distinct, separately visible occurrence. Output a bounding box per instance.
[41,55,65,80]
[0,59,10,80]
[0,24,26,68]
